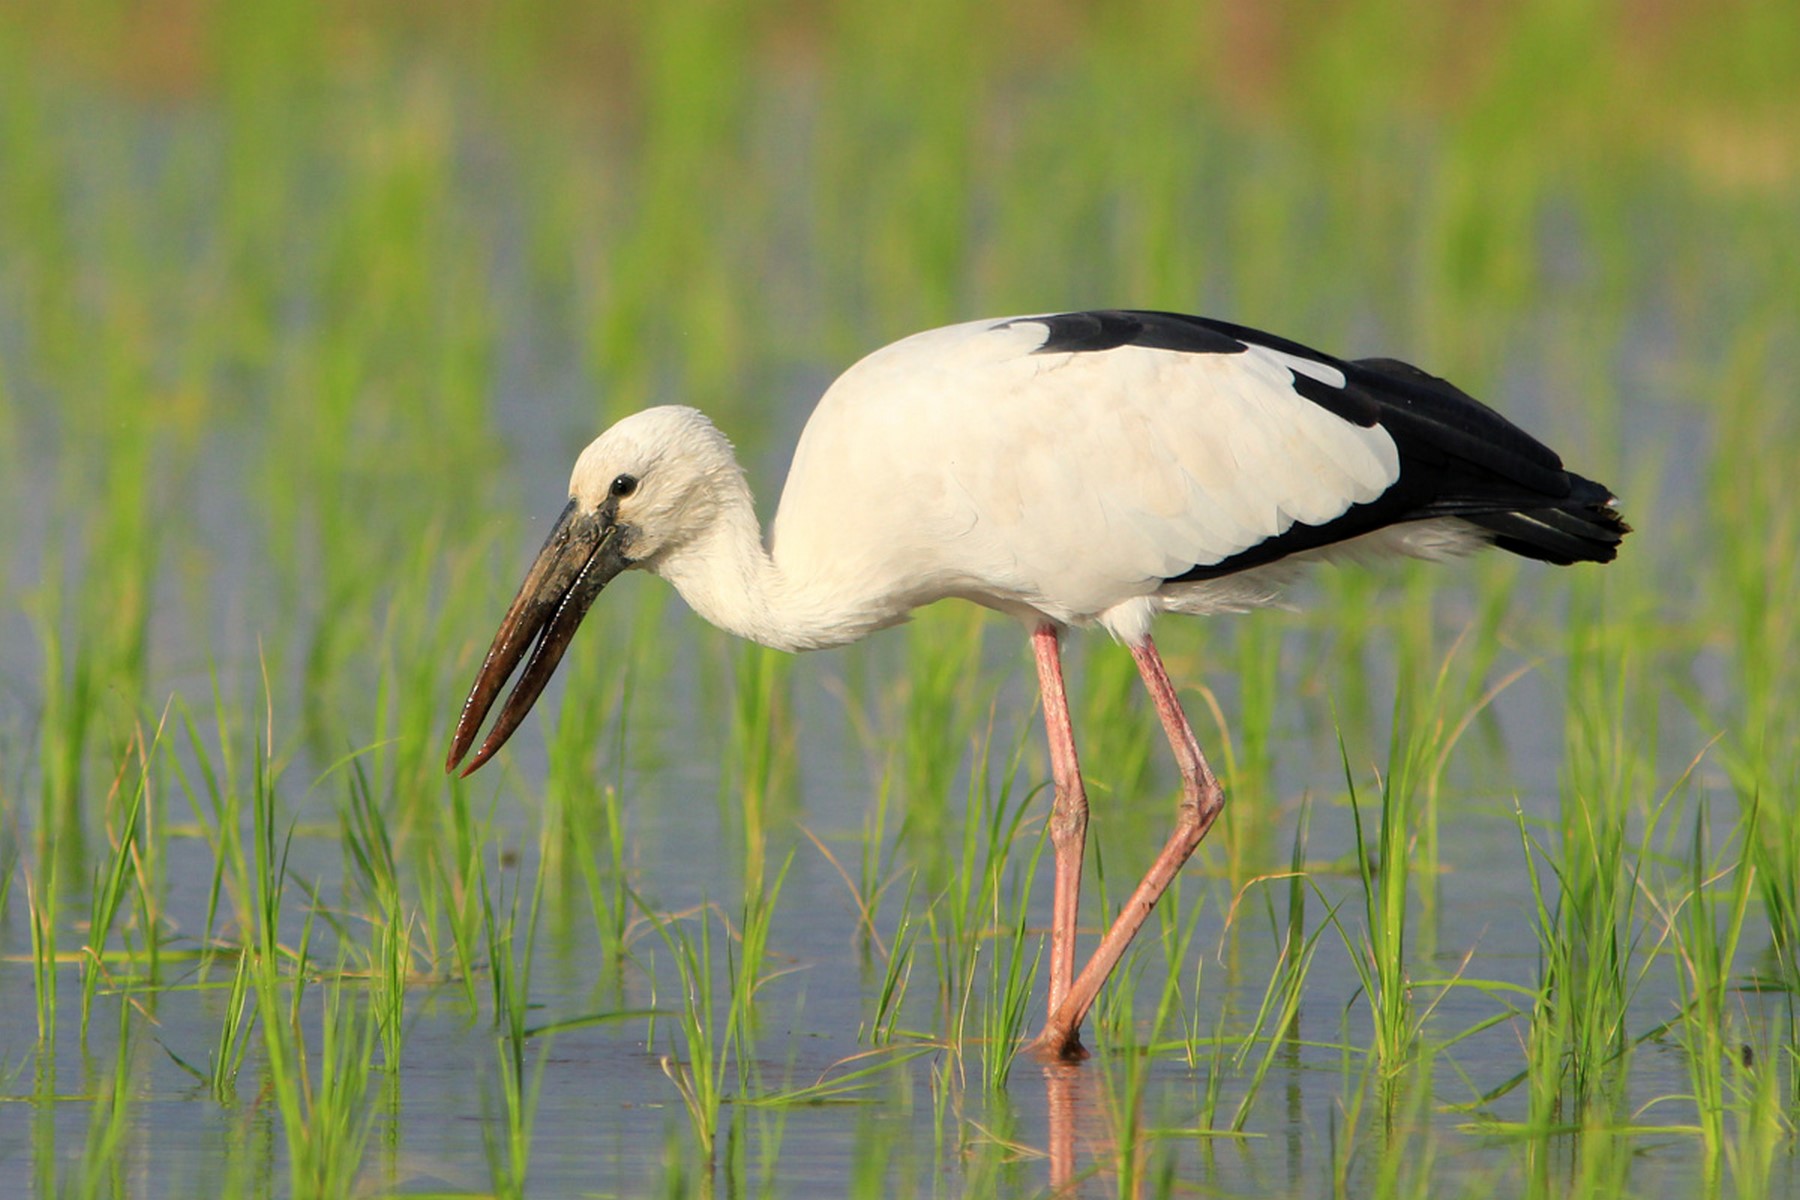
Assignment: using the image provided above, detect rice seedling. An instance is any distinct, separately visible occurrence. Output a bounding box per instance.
[435,781,496,1014]
[168,688,248,981]
[1084,906,1217,1198]
[76,782,141,1045]
[2,1,1796,1195]
[260,958,383,1200]
[338,760,412,1069]
[858,869,919,1046]
[480,823,552,1200]
[61,997,137,1200]
[650,904,731,1164]
[555,772,635,970]
[1509,680,1660,1129]
[77,719,161,1044]
[224,742,383,1196]
[1721,1003,1791,1200]
[539,611,642,964]
[893,608,993,887]
[919,707,1038,1073]
[728,849,795,1085]
[23,848,58,1043]
[725,643,799,886]
[1745,792,1800,1116]
[0,806,15,929]
[1661,802,1758,1183]
[1340,724,1419,1089]
[632,848,794,1175]
[1225,800,1335,1133]
[1223,618,1282,883]
[846,754,904,948]
[977,868,1041,1092]
[206,944,258,1103]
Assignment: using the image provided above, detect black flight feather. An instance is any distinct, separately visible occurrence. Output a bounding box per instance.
[1013,310,1629,578]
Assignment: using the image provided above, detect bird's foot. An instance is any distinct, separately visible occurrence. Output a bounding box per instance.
[1023,1026,1090,1063]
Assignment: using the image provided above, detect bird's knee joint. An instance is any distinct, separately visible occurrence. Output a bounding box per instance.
[1051,779,1088,816]
[1180,777,1224,827]
[1050,798,1088,845]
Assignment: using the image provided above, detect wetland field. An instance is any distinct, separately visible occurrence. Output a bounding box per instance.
[2,2,1798,1196]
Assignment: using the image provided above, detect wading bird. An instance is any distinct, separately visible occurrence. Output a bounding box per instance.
[446,310,1627,1060]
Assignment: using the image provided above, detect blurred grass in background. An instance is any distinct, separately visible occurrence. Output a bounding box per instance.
[0,0,1797,1196]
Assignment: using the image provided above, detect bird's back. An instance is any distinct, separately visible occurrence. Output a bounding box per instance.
[770,311,1625,636]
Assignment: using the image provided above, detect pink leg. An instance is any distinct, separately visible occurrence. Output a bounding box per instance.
[1032,625,1088,1043]
[1032,634,1224,1059]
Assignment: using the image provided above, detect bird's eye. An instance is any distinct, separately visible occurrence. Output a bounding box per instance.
[610,474,638,498]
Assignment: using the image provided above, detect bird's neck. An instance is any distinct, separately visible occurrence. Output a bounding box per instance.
[648,470,891,654]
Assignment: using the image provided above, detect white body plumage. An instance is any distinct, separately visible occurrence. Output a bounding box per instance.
[582,315,1489,652]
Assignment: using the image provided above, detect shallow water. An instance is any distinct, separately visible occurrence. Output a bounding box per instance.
[2,10,1793,1197]
[0,546,1753,1198]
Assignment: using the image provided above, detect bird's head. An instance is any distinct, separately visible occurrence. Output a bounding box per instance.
[445,406,737,775]
[566,406,742,565]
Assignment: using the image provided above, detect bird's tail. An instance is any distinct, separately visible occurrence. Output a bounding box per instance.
[1460,473,1630,565]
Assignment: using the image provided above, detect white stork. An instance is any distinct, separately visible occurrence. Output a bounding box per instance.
[446,309,1627,1060]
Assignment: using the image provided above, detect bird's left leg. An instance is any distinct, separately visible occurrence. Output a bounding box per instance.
[1033,634,1224,1057]
[1032,625,1089,1041]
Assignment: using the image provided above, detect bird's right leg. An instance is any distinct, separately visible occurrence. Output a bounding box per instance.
[1032,624,1088,1046]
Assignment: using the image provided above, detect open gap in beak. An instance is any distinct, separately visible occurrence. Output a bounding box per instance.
[446,502,627,775]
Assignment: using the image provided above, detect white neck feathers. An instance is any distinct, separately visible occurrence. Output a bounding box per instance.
[644,463,890,653]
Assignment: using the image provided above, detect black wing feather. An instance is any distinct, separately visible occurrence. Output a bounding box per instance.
[1015,311,1629,576]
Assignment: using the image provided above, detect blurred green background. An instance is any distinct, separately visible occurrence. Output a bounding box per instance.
[4,0,1792,746]
[2,1,1798,1196]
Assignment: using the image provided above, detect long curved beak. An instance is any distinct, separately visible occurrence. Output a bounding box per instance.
[446,498,630,776]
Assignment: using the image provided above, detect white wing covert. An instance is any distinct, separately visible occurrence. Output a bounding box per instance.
[917,322,1402,617]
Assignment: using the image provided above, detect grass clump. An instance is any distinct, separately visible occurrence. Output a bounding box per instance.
[2,0,1797,1196]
